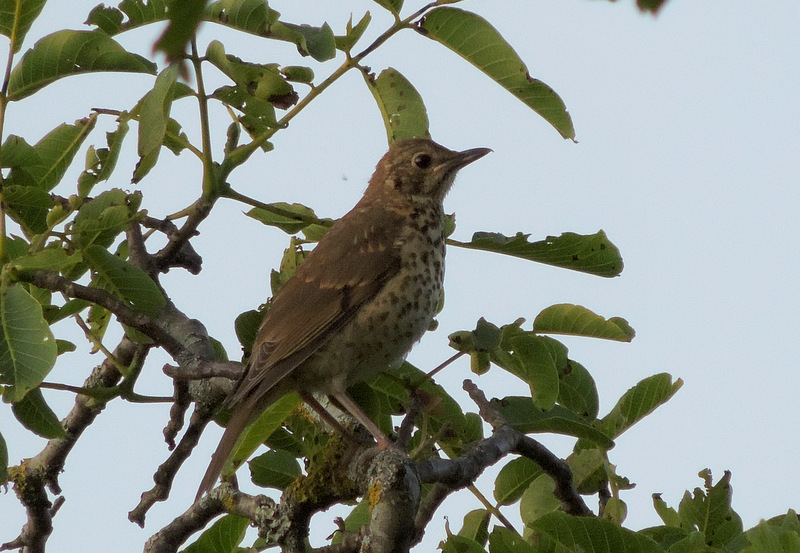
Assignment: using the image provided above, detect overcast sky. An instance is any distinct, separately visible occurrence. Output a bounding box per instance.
[1,1,799,551]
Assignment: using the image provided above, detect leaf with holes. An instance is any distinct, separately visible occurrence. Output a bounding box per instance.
[365,67,430,143]
[450,231,623,277]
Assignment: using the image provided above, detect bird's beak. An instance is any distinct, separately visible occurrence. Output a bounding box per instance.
[435,147,492,176]
[457,147,493,166]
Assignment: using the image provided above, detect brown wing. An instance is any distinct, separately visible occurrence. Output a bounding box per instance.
[227,202,406,407]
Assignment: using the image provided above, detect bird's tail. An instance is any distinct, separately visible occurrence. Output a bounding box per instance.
[195,399,255,501]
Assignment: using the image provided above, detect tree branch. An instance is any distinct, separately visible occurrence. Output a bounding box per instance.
[141,216,202,275]
[143,485,278,553]
[17,269,185,357]
[462,380,592,517]
[129,402,216,527]
[154,197,213,274]
[3,338,148,553]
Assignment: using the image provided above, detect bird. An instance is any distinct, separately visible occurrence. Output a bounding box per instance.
[196,138,491,499]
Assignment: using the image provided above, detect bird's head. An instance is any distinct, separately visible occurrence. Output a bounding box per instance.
[366,138,491,203]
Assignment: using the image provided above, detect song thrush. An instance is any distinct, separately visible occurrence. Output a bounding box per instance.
[197,138,490,498]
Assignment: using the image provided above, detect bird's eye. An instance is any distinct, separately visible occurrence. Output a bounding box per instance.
[413,153,432,169]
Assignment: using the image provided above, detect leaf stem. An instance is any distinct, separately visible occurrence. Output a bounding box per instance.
[467,484,519,534]
[221,187,331,227]
[190,39,217,198]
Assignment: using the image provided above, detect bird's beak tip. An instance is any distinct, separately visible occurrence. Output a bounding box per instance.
[458,147,492,165]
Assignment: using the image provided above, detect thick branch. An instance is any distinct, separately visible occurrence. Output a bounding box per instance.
[143,485,277,553]
[130,310,227,524]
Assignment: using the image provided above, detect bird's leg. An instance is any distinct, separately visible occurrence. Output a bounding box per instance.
[298,391,378,446]
[298,391,354,436]
[328,390,393,450]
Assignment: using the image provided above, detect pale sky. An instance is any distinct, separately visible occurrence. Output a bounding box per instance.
[1,1,799,551]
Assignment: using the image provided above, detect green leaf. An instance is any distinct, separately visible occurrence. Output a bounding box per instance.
[348,379,397,437]
[79,116,131,196]
[7,30,156,100]
[154,0,205,61]
[492,334,559,410]
[420,8,574,140]
[371,0,403,16]
[488,527,536,553]
[441,534,486,553]
[364,67,430,143]
[228,393,301,472]
[207,41,296,113]
[213,85,279,139]
[83,245,166,316]
[280,65,314,84]
[652,493,681,527]
[234,309,263,354]
[2,185,54,235]
[0,0,46,53]
[0,285,57,402]
[599,373,682,439]
[249,448,301,490]
[46,299,90,324]
[335,12,371,53]
[450,231,623,278]
[602,497,627,524]
[534,304,635,342]
[0,134,37,168]
[10,247,74,272]
[637,525,690,551]
[5,119,96,191]
[557,359,599,420]
[271,21,336,61]
[677,469,743,549]
[530,511,662,552]
[493,396,613,448]
[134,65,180,183]
[566,448,607,495]
[245,202,325,234]
[183,513,249,553]
[0,430,7,484]
[494,456,543,506]
[270,238,307,296]
[449,317,502,353]
[458,509,491,545]
[520,474,560,526]
[205,0,279,35]
[86,0,169,35]
[72,189,140,249]
[88,303,111,347]
[742,510,800,553]
[205,3,336,61]
[56,339,76,355]
[11,387,65,439]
